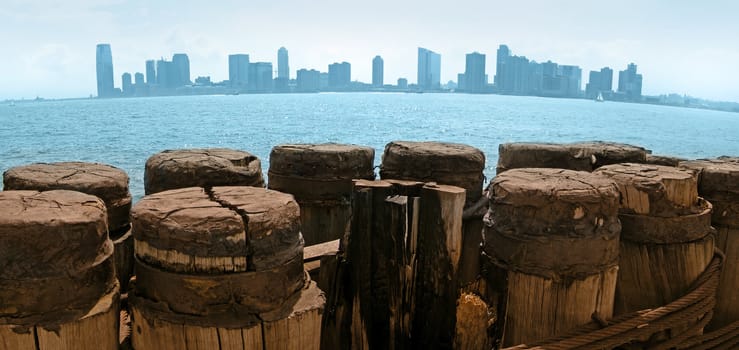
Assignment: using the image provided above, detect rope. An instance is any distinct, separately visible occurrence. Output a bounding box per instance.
[502,250,725,350]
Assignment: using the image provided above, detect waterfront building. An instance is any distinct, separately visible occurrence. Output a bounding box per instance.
[194,76,212,86]
[457,73,466,91]
[464,52,486,93]
[249,62,273,92]
[277,47,289,80]
[417,47,441,90]
[156,59,176,88]
[586,67,614,98]
[319,72,329,90]
[96,44,115,98]
[172,53,191,87]
[275,47,290,91]
[618,63,643,101]
[397,78,408,89]
[145,60,156,85]
[228,54,250,89]
[372,56,384,87]
[134,72,145,86]
[121,73,132,95]
[297,69,320,92]
[328,62,351,90]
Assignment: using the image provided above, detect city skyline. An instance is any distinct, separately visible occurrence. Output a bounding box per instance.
[2,1,739,101]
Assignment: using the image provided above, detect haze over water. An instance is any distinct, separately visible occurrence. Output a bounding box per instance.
[1,93,738,201]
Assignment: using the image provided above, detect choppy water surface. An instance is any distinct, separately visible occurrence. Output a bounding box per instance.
[1,93,737,200]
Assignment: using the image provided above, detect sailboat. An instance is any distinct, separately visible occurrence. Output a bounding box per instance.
[595,92,604,102]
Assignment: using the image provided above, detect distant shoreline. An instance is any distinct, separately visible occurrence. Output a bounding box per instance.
[4,91,738,114]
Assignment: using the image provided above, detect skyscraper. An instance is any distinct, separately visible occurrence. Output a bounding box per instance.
[372,56,384,87]
[145,60,156,85]
[172,53,191,87]
[586,67,613,98]
[494,45,510,90]
[134,72,145,86]
[96,44,115,98]
[328,62,351,90]
[297,69,320,92]
[121,72,132,95]
[249,62,273,92]
[228,54,249,88]
[618,63,643,101]
[277,47,289,80]
[464,52,486,93]
[417,47,441,90]
[156,59,176,88]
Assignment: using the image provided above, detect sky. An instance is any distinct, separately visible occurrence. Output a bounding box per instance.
[1,0,738,101]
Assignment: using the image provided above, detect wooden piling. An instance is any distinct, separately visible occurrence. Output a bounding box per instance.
[496,141,648,173]
[268,143,375,245]
[594,163,715,316]
[144,148,265,195]
[681,157,739,329]
[0,190,119,350]
[3,162,134,290]
[483,169,621,346]
[130,186,324,350]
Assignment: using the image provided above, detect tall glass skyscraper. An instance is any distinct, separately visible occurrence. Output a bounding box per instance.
[277,47,289,80]
[96,44,115,97]
[172,54,191,86]
[464,52,486,93]
[417,47,441,90]
[372,56,384,87]
[229,54,250,88]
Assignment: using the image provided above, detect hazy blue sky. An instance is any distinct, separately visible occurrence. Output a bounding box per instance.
[2,0,738,101]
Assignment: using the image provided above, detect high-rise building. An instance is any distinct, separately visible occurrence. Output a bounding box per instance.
[297,69,320,92]
[96,44,115,98]
[228,54,249,88]
[494,45,510,89]
[134,72,145,86]
[121,73,132,95]
[618,63,643,101]
[172,53,191,87]
[277,47,289,80]
[249,62,273,92]
[397,78,408,89]
[328,62,351,89]
[559,65,582,97]
[156,59,175,88]
[586,67,613,98]
[145,60,156,85]
[464,52,486,93]
[417,47,441,90]
[372,56,384,87]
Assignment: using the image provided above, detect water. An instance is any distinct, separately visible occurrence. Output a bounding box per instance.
[1,93,738,201]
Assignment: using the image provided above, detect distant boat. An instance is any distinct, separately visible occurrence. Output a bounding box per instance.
[595,92,604,102]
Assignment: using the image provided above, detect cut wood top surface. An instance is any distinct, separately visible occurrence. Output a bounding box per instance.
[489,168,620,208]
[3,161,132,231]
[3,162,130,202]
[487,168,621,237]
[497,141,647,172]
[144,148,264,194]
[380,141,484,203]
[381,141,485,173]
[595,163,699,216]
[269,143,375,178]
[132,186,302,271]
[0,190,111,278]
[680,156,739,197]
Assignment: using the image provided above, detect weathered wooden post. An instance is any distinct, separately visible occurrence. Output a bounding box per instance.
[496,141,648,173]
[268,143,375,246]
[129,186,324,350]
[144,148,265,195]
[680,157,739,329]
[484,168,621,346]
[0,190,119,350]
[380,141,485,286]
[594,164,715,317]
[3,162,134,291]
